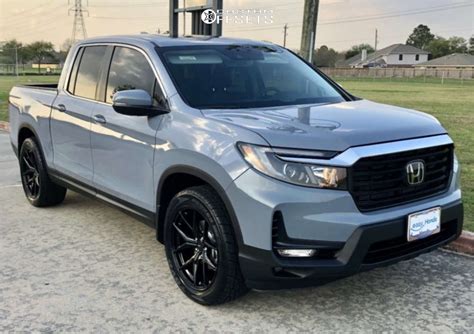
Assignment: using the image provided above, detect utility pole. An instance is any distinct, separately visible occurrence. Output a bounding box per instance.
[69,0,88,42]
[300,0,320,62]
[374,28,378,51]
[15,46,18,77]
[283,24,288,47]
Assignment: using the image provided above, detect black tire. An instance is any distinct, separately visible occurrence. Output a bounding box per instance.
[19,137,67,207]
[164,185,248,305]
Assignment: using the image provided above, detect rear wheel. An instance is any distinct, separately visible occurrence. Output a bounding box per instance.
[164,185,248,305]
[19,138,66,207]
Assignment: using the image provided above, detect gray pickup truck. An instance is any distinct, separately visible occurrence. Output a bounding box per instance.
[9,35,463,305]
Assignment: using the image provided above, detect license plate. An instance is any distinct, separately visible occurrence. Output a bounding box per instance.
[407,207,441,242]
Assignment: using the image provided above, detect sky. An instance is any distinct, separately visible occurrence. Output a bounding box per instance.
[0,0,473,51]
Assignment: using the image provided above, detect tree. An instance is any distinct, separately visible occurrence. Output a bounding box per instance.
[345,43,374,59]
[426,36,469,58]
[0,39,28,64]
[24,41,56,73]
[426,37,451,58]
[469,36,474,55]
[406,24,434,50]
[58,39,75,63]
[447,36,468,54]
[313,45,339,67]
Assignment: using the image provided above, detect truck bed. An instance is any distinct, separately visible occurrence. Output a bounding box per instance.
[16,83,58,90]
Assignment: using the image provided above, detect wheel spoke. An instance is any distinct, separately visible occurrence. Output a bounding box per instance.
[201,258,207,284]
[203,240,216,250]
[178,211,194,232]
[179,253,197,271]
[22,168,35,176]
[203,251,217,271]
[173,222,195,244]
[175,241,197,253]
[192,210,199,237]
[23,156,33,170]
[192,261,198,284]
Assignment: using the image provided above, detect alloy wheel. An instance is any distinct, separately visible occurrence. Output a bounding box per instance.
[20,147,40,200]
[170,208,219,291]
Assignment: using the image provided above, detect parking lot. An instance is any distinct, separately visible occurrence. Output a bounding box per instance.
[0,131,473,332]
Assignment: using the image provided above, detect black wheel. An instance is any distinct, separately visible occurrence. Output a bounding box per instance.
[19,137,67,207]
[164,185,248,305]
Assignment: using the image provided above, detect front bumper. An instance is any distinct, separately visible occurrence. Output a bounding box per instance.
[226,135,463,289]
[239,200,463,290]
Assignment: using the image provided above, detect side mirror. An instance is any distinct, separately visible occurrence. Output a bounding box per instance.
[112,89,169,116]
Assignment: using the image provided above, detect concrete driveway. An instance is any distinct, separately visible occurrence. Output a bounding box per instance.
[0,131,473,333]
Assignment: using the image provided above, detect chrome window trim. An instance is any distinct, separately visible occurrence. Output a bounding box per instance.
[277,134,453,167]
[63,42,170,107]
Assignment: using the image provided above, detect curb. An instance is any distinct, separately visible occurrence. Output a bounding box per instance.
[0,121,9,132]
[445,231,474,256]
[0,121,473,255]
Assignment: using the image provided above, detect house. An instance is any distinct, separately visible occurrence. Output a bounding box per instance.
[414,53,474,69]
[339,44,430,68]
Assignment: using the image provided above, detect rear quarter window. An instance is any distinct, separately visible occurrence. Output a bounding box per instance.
[71,46,107,100]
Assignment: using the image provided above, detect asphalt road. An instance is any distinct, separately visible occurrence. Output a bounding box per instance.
[0,131,473,333]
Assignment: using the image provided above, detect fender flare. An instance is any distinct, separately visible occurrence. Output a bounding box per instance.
[155,165,244,247]
[17,122,46,162]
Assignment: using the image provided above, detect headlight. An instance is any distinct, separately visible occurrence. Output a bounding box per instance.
[237,143,347,189]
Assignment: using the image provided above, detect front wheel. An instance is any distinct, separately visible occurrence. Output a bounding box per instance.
[19,137,67,207]
[164,185,248,305]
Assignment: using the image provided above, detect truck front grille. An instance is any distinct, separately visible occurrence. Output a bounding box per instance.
[349,144,453,212]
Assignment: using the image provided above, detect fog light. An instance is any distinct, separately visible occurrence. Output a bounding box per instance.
[277,249,317,257]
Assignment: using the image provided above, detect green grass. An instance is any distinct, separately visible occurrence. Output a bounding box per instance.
[0,75,60,122]
[0,75,473,231]
[337,78,474,232]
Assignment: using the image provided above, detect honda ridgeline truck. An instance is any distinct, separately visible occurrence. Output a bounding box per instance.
[8,35,463,305]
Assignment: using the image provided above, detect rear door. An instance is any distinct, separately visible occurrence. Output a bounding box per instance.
[51,45,108,185]
[90,45,167,213]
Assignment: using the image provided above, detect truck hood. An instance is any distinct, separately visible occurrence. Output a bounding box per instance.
[202,100,447,152]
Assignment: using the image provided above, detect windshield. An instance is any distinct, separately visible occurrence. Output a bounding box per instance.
[158,45,345,109]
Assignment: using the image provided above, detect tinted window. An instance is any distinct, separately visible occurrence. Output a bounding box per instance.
[159,45,344,109]
[106,47,157,103]
[74,46,107,99]
[67,48,83,94]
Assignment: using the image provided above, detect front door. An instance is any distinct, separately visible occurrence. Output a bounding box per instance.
[90,46,167,213]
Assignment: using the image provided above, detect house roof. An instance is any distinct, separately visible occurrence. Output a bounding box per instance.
[341,43,429,67]
[376,43,429,56]
[415,53,474,67]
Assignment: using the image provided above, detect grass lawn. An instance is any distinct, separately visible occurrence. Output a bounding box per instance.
[0,75,473,231]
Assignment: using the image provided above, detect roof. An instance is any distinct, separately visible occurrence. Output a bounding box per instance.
[77,34,273,47]
[341,43,429,67]
[376,43,429,56]
[415,53,474,67]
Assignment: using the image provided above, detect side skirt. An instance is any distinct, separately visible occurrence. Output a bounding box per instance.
[48,170,156,229]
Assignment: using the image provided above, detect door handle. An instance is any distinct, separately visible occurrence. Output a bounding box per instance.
[56,104,66,112]
[92,114,107,124]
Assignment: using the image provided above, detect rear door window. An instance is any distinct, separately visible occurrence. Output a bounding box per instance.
[73,46,107,100]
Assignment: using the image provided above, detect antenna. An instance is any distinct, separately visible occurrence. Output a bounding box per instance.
[69,0,89,41]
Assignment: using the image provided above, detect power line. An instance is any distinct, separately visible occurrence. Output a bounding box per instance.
[0,3,68,25]
[225,1,474,33]
[89,1,167,7]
